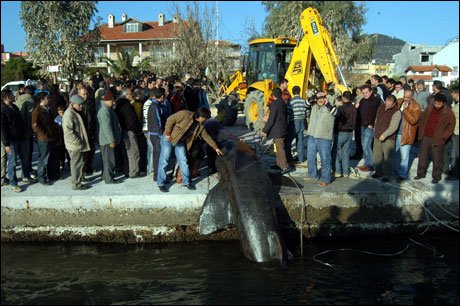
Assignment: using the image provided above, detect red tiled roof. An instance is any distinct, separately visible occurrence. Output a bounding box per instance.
[99,21,181,41]
[404,65,452,73]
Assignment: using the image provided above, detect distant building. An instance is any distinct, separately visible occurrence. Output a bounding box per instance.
[392,43,443,75]
[1,44,29,68]
[93,13,181,73]
[432,38,459,86]
[351,62,391,75]
[404,65,453,91]
[92,13,240,76]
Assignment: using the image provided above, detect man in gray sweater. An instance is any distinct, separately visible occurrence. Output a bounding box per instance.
[306,91,338,187]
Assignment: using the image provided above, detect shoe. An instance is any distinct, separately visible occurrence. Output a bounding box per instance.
[334,173,342,178]
[72,184,90,190]
[382,177,389,183]
[318,181,329,187]
[81,176,91,182]
[129,174,143,179]
[413,175,425,180]
[431,179,440,184]
[185,184,196,190]
[22,177,38,183]
[395,176,406,183]
[138,171,147,177]
[303,176,318,181]
[11,185,22,192]
[280,167,291,175]
[445,176,458,181]
[159,185,168,193]
[106,179,121,184]
[371,173,382,179]
[1,178,10,186]
[40,180,50,186]
[30,171,37,179]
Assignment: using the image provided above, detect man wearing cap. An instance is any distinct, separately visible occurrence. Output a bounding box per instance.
[97,88,122,184]
[62,95,91,190]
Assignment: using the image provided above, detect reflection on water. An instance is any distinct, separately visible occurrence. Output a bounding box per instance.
[1,234,458,305]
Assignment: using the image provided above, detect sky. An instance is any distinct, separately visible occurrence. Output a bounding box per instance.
[1,1,459,53]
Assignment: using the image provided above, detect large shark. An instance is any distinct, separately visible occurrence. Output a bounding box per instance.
[199,140,290,265]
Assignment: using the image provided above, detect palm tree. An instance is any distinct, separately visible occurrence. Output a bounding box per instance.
[104,49,155,79]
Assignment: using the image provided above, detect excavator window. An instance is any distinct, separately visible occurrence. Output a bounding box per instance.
[246,42,296,85]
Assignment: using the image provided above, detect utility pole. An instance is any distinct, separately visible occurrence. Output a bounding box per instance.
[216,1,219,79]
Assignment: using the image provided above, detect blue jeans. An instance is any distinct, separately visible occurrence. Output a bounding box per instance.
[157,136,190,187]
[7,139,31,186]
[392,134,411,179]
[37,140,52,183]
[335,132,353,176]
[144,132,153,175]
[294,119,306,162]
[361,126,374,168]
[307,136,332,183]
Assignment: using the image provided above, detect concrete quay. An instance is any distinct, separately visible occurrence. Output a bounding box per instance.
[1,115,458,243]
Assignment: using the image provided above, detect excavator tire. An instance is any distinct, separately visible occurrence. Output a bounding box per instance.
[216,94,239,126]
[244,90,265,131]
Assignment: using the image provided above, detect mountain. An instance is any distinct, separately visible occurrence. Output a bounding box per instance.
[361,33,406,64]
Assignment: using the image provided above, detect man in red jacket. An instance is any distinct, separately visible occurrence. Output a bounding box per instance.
[415,93,455,184]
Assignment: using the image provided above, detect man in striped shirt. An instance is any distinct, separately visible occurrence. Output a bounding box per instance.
[289,86,309,165]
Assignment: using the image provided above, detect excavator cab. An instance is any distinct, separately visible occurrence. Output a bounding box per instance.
[246,39,296,86]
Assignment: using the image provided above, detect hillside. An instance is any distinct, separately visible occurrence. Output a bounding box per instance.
[360,33,406,64]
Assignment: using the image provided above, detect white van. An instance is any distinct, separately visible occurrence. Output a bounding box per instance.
[1,79,39,95]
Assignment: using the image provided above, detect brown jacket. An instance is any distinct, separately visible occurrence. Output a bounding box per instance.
[163,110,218,151]
[418,103,455,146]
[32,105,56,141]
[396,98,421,145]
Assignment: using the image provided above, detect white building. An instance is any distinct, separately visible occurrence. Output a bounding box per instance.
[432,39,459,86]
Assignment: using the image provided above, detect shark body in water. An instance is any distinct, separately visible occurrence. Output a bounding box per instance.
[199,140,290,265]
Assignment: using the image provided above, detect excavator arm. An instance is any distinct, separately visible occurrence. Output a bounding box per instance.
[285,7,348,99]
[218,70,246,97]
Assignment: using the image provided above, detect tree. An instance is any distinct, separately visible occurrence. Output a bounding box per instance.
[156,1,231,80]
[1,57,40,85]
[261,1,372,68]
[20,1,101,85]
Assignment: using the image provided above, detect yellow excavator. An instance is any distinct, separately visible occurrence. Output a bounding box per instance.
[216,7,349,130]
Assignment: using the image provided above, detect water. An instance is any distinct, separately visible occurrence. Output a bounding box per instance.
[1,234,458,305]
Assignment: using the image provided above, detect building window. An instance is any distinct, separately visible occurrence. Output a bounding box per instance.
[126,23,139,33]
[420,55,429,62]
[149,46,171,59]
[95,47,104,62]
[122,46,134,54]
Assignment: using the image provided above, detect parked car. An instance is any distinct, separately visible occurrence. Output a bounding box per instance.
[1,79,39,95]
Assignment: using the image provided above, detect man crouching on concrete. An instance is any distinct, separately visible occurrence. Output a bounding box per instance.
[157,108,223,192]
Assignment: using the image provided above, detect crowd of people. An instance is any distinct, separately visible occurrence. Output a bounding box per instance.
[1,71,458,193]
[260,75,458,187]
[1,72,221,192]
